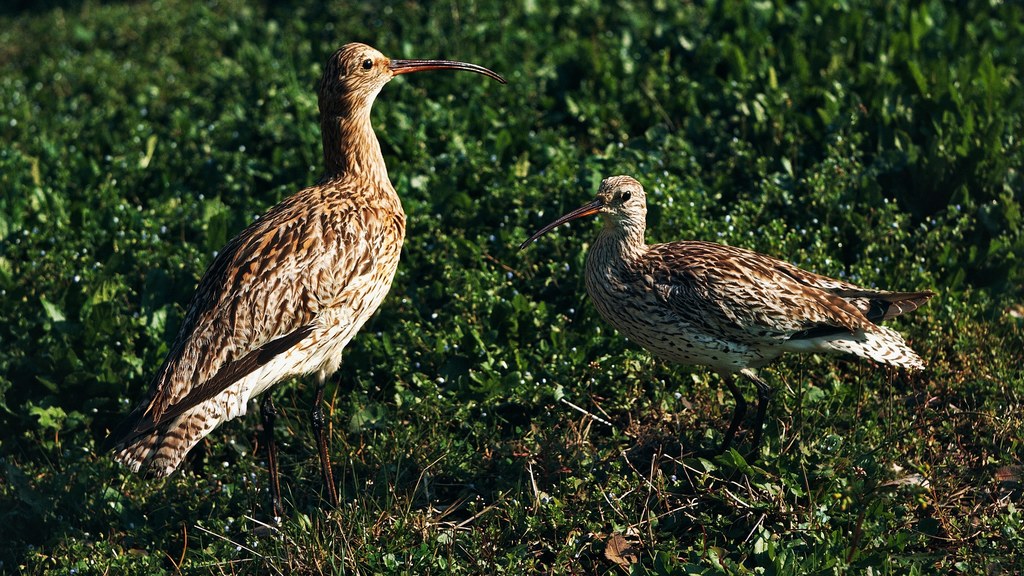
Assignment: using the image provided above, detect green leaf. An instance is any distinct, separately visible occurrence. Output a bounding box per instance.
[906,60,928,97]
[29,405,67,431]
[40,296,66,322]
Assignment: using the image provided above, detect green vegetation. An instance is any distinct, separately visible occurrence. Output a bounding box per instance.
[2,0,1022,573]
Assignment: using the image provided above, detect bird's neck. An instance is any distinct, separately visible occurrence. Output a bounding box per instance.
[595,219,648,264]
[320,108,390,186]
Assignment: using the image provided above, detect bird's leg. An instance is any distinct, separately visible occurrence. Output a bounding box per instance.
[742,368,773,457]
[311,374,339,509]
[261,394,283,520]
[718,373,748,455]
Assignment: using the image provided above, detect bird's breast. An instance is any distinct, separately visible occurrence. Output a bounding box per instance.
[289,203,405,378]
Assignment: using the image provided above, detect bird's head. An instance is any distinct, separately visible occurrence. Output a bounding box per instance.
[520,175,648,250]
[317,42,505,116]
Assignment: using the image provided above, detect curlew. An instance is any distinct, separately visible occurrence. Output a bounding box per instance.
[106,43,505,516]
[520,175,933,455]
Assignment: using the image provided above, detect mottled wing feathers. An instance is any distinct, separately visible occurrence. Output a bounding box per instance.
[142,194,321,417]
[108,181,383,449]
[769,257,934,323]
[648,241,873,338]
[110,323,316,446]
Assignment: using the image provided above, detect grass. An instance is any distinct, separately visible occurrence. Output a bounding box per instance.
[1,0,1023,573]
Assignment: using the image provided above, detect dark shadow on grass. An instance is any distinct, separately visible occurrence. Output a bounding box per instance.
[0,0,85,17]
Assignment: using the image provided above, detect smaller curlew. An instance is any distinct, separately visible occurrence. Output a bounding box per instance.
[520,175,933,455]
[105,43,505,517]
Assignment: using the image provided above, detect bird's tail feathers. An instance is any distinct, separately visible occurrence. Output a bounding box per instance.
[112,409,219,478]
[817,324,926,371]
[837,289,935,323]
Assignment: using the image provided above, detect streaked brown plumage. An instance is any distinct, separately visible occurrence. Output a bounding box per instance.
[521,175,933,454]
[106,43,505,513]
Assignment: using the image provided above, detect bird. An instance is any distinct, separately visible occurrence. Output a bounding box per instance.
[105,42,506,517]
[520,175,933,456]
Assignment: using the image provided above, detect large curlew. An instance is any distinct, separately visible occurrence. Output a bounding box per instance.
[106,43,505,516]
[520,175,932,456]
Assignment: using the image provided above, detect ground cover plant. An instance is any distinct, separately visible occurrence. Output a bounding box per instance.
[1,0,1022,573]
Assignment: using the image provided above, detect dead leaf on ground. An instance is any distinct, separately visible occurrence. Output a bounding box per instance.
[604,533,640,567]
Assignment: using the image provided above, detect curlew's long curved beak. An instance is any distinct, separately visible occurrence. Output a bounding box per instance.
[389,58,506,84]
[519,198,604,251]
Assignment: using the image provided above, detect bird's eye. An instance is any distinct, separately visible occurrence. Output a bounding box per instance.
[361,58,373,70]
[621,190,632,203]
